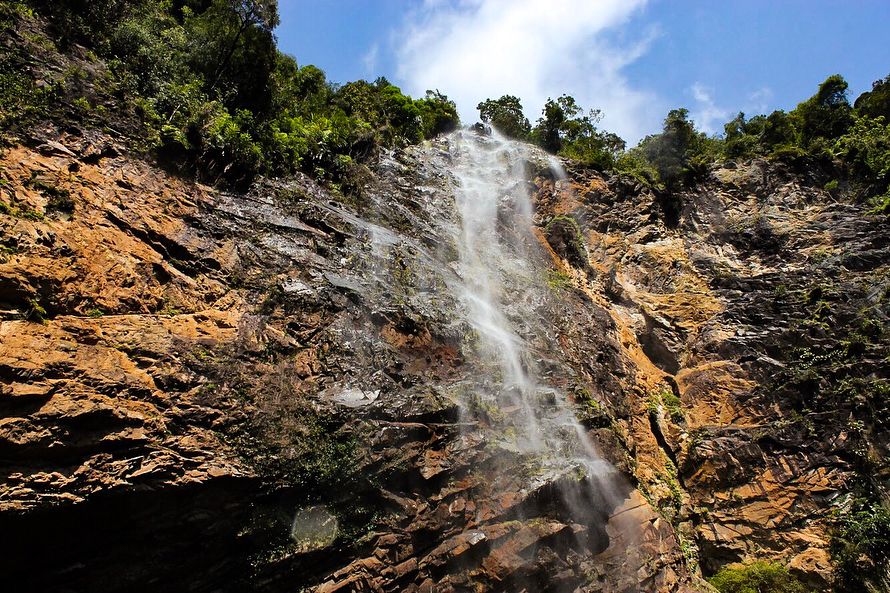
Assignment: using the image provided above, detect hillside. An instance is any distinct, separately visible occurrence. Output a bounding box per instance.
[1,3,888,593]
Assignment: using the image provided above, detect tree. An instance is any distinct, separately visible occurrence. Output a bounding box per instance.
[833,115,890,179]
[207,0,279,90]
[793,74,854,147]
[28,0,152,50]
[186,0,280,113]
[855,74,890,121]
[759,110,798,151]
[333,78,428,146]
[641,108,698,188]
[476,95,531,139]
[531,95,588,153]
[723,112,755,158]
[532,96,572,152]
[417,90,459,138]
[561,129,625,171]
[529,95,625,170]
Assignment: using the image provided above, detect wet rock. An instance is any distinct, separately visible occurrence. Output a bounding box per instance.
[3,123,885,593]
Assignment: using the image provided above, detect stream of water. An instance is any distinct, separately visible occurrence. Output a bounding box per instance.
[320,128,661,590]
[447,128,628,547]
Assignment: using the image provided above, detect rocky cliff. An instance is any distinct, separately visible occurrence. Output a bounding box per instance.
[1,120,887,593]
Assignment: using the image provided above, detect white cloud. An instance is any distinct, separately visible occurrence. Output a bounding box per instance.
[689,82,730,135]
[362,42,380,77]
[393,0,662,144]
[745,87,773,115]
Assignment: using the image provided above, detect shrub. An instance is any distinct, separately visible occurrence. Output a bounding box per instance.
[833,115,890,192]
[855,74,890,121]
[614,150,659,187]
[708,561,809,593]
[26,298,48,322]
[830,500,890,593]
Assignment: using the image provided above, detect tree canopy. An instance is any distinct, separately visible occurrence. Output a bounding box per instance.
[474,71,890,215]
[5,2,890,213]
[8,0,459,187]
[476,95,531,140]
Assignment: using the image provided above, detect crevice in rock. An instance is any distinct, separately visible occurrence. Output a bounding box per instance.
[648,412,685,489]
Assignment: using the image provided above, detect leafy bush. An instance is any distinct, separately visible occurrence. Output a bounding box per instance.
[833,115,890,197]
[831,500,890,593]
[614,150,659,186]
[708,561,810,593]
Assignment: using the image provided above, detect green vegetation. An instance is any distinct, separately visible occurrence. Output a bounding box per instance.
[477,95,530,139]
[477,94,626,171]
[0,196,49,221]
[532,95,626,170]
[544,214,587,267]
[708,561,810,593]
[27,178,74,212]
[571,385,613,428]
[545,268,572,290]
[6,0,458,188]
[660,455,683,513]
[766,277,888,591]
[647,385,684,423]
[227,374,362,504]
[18,207,44,221]
[8,1,890,211]
[5,0,890,216]
[0,2,61,129]
[830,499,890,593]
[677,531,700,572]
[25,298,47,322]
[637,108,722,190]
[638,449,683,521]
[475,72,890,216]
[0,242,16,263]
[713,74,890,208]
[855,75,890,121]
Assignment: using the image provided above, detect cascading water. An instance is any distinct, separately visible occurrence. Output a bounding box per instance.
[329,127,683,592]
[449,129,615,479]
[443,129,647,588]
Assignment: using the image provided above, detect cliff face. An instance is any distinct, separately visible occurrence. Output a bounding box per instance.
[539,159,889,588]
[0,125,886,592]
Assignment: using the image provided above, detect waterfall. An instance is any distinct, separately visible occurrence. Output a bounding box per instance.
[449,128,615,476]
[445,129,639,570]
[336,127,676,592]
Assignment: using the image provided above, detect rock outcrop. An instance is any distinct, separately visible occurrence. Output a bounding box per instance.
[533,158,888,588]
[0,125,886,593]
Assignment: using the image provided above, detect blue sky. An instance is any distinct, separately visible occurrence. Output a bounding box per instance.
[276,0,890,144]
